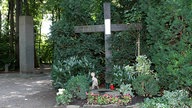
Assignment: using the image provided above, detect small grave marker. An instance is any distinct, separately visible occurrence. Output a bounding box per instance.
[4,64,10,72]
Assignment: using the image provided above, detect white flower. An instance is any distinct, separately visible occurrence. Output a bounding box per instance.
[156,103,166,108]
[56,88,65,95]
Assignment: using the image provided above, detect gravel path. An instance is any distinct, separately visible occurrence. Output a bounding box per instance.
[0,73,56,108]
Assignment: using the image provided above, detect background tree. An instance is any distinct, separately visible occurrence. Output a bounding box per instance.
[140,0,192,91]
[0,0,52,70]
[15,0,22,69]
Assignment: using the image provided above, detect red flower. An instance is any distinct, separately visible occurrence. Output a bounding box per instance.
[110,84,115,90]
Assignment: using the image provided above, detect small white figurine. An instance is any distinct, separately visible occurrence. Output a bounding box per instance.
[91,72,99,89]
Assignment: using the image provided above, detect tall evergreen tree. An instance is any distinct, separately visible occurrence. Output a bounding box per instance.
[143,0,192,90]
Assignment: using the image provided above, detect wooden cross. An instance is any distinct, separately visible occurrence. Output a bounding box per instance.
[74,2,142,85]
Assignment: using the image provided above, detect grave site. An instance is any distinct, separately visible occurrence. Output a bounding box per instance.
[0,1,192,108]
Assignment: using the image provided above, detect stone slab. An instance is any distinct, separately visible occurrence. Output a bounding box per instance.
[67,105,80,108]
[19,16,34,73]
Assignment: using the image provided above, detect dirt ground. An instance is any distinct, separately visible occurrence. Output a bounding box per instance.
[0,72,57,108]
[0,68,144,108]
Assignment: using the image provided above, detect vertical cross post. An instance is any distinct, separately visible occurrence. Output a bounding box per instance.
[104,3,112,86]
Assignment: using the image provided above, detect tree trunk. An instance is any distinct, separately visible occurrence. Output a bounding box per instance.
[57,8,60,20]
[9,0,14,58]
[51,10,55,22]
[24,0,30,15]
[15,0,21,69]
[0,7,1,38]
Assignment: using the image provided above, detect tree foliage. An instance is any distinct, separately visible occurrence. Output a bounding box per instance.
[0,0,52,70]
[50,0,144,86]
[50,0,104,71]
[142,0,192,90]
[0,0,188,92]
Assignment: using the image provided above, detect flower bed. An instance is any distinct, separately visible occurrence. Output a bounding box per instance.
[86,92,132,106]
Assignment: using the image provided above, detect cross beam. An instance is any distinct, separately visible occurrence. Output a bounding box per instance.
[74,2,142,86]
[74,23,142,33]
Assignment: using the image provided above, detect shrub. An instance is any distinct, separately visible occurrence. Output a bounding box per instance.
[56,88,72,105]
[112,55,160,97]
[66,75,89,99]
[140,90,192,108]
[131,55,160,96]
[51,56,96,88]
[132,74,160,96]
[143,0,192,91]
[117,83,134,97]
[135,55,153,74]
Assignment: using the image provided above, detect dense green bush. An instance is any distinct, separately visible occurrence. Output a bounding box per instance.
[111,32,139,65]
[132,74,159,96]
[143,0,192,91]
[111,0,148,65]
[0,36,14,70]
[132,56,160,96]
[50,0,107,88]
[51,56,96,88]
[140,90,192,108]
[66,75,89,99]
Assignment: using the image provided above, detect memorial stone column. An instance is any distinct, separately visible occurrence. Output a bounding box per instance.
[19,16,34,73]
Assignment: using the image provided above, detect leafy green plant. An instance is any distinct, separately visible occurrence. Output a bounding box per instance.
[117,83,134,97]
[97,94,110,105]
[66,75,89,99]
[51,56,96,88]
[56,88,72,105]
[126,55,160,96]
[132,74,160,96]
[163,90,191,107]
[135,55,152,74]
[120,94,132,105]
[112,55,160,97]
[112,65,135,86]
[140,90,192,108]
[87,92,98,104]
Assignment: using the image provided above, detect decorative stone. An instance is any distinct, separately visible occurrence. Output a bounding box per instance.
[83,105,101,108]
[101,104,120,108]
[126,105,139,108]
[66,105,80,108]
[105,91,121,97]
[90,89,119,96]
